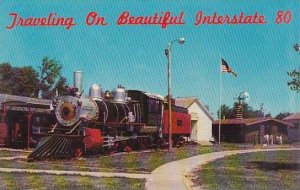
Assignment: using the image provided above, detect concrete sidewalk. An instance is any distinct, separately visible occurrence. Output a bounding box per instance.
[145,148,300,190]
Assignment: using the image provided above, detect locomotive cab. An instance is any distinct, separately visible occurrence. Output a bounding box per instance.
[126,90,164,134]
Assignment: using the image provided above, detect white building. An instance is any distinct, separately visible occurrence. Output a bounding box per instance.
[283,112,300,142]
[175,97,214,145]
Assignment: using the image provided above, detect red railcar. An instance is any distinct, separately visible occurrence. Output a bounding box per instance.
[162,105,191,144]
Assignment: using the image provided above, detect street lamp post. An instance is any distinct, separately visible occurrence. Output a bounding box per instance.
[165,37,185,152]
[294,44,300,53]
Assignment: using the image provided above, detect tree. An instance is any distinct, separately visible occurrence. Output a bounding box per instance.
[0,63,14,94]
[0,57,68,99]
[42,76,68,99]
[0,63,38,97]
[217,104,234,119]
[36,57,67,99]
[265,112,272,118]
[217,102,268,119]
[13,66,39,97]
[287,69,300,93]
[232,102,257,119]
[275,112,292,120]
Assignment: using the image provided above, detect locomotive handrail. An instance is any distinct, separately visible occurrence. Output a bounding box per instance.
[90,121,146,127]
[48,123,58,133]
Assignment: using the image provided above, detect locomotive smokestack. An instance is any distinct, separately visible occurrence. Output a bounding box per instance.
[74,71,84,95]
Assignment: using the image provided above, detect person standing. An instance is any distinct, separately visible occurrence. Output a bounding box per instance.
[270,134,274,146]
[279,135,283,144]
[266,134,269,146]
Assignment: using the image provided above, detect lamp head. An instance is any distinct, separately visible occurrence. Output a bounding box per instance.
[178,37,185,44]
[294,44,300,52]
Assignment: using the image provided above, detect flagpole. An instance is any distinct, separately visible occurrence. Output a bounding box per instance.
[218,57,222,147]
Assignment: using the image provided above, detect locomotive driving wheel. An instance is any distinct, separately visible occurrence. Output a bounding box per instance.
[72,141,85,158]
[123,145,133,152]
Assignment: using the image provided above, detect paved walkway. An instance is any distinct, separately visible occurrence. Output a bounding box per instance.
[145,148,300,190]
[0,147,299,190]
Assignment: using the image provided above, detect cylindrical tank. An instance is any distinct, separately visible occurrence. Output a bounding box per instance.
[74,71,83,95]
[55,95,132,127]
[89,84,102,98]
[112,85,126,103]
[96,100,130,123]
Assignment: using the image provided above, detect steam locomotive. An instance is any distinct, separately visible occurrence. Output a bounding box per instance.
[28,71,191,161]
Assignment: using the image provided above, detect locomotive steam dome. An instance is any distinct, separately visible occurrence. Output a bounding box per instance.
[112,85,126,103]
[55,95,98,127]
[89,84,102,98]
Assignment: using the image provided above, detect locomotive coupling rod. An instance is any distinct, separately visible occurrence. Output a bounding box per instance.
[66,119,83,134]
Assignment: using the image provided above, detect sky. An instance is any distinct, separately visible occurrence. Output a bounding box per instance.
[0,0,299,118]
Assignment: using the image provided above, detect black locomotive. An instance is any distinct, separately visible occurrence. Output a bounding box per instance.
[28,72,190,161]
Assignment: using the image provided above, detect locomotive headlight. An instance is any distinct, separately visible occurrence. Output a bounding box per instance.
[55,96,81,127]
[61,102,76,121]
[55,95,99,127]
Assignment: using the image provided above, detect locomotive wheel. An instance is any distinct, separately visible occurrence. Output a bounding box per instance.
[159,138,168,149]
[72,141,85,158]
[74,147,84,157]
[175,136,185,147]
[124,145,133,152]
[138,137,150,150]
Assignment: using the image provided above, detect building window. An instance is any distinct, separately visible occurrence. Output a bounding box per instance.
[148,99,160,113]
[177,120,182,126]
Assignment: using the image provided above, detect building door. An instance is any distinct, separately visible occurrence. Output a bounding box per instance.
[191,120,197,141]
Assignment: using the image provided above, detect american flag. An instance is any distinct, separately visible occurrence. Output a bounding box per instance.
[221,58,237,77]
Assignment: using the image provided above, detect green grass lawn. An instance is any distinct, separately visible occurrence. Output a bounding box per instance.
[0,145,215,190]
[1,144,295,190]
[194,150,300,190]
[0,143,260,173]
[0,145,217,173]
[0,143,241,190]
[0,143,284,173]
[0,172,145,190]
[0,149,30,157]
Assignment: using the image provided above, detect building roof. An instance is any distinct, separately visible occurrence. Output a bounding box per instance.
[175,97,214,121]
[126,90,164,101]
[213,118,293,127]
[0,94,51,112]
[283,112,300,121]
[175,97,196,108]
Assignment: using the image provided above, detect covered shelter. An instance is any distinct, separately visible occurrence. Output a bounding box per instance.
[0,94,53,148]
[212,118,292,144]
